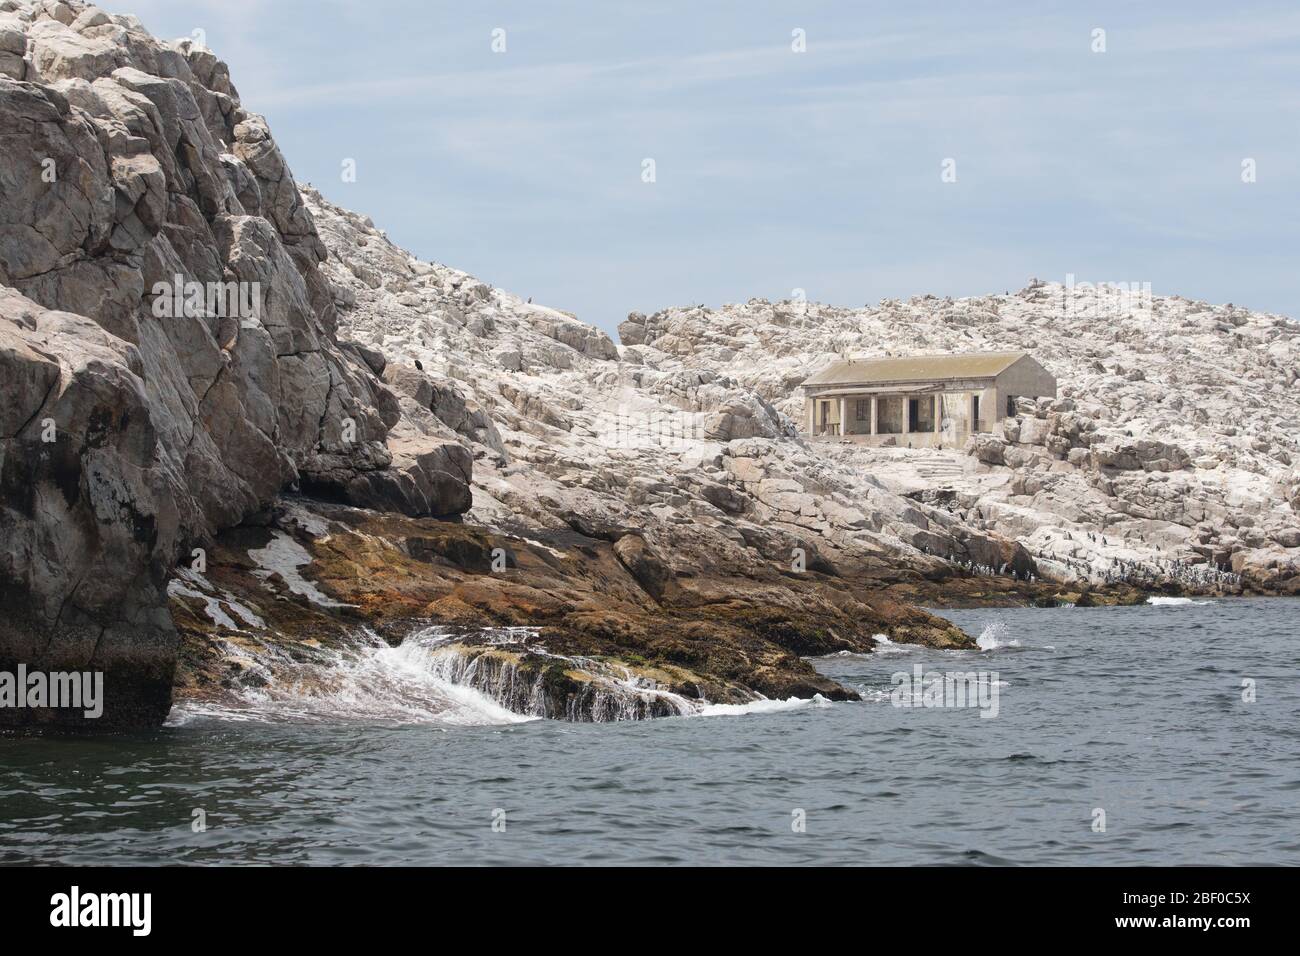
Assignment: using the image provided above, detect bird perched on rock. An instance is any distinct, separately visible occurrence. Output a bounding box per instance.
[414,359,423,371]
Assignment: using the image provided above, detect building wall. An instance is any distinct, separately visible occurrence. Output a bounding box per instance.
[844,397,873,435]
[981,384,1000,427]
[807,395,841,434]
[992,357,1057,417]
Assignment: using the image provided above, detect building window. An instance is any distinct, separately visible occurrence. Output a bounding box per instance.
[855,400,870,421]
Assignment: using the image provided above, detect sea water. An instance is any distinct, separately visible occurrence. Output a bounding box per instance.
[1,598,1295,865]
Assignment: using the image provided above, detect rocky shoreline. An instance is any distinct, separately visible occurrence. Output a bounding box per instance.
[163,493,1216,722]
[169,496,974,720]
[2,1,1295,729]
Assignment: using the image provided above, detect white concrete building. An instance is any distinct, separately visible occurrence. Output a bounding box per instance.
[800,351,1056,449]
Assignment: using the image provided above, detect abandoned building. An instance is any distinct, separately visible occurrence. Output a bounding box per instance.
[800,351,1057,448]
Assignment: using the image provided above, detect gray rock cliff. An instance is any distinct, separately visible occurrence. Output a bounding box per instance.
[0,0,470,728]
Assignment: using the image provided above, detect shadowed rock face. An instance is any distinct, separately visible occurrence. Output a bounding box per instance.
[0,0,470,729]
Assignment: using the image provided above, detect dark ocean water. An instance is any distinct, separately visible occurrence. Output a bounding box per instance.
[1,598,1296,865]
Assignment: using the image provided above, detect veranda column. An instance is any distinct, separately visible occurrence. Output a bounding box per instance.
[934,394,942,434]
[870,396,878,435]
[839,396,849,436]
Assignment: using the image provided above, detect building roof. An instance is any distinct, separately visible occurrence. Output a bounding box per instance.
[822,383,937,395]
[801,351,1029,387]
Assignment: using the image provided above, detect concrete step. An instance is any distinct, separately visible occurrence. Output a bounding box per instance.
[916,466,966,478]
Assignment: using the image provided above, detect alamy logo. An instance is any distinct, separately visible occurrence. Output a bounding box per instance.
[50,886,151,936]
[1063,273,1151,318]
[600,404,704,450]
[150,274,261,323]
[890,664,1000,718]
[0,666,103,718]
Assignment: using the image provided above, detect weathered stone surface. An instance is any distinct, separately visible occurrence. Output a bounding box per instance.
[0,1,471,729]
[618,313,646,346]
[613,533,677,602]
[173,501,982,717]
[1092,437,1191,473]
[0,291,177,728]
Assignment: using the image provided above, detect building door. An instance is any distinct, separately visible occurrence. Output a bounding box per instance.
[971,394,980,432]
[908,398,918,432]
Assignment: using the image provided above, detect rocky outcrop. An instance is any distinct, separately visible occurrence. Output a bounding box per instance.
[170,496,973,717]
[614,285,1299,594]
[0,1,470,729]
[304,189,1047,620]
[947,396,1295,590]
[0,2,996,730]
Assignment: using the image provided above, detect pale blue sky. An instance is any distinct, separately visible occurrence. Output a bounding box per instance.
[127,1,1298,332]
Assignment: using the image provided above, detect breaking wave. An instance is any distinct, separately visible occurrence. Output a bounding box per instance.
[168,628,533,727]
[870,632,917,655]
[171,625,833,726]
[1147,596,1214,606]
[697,695,832,717]
[976,620,1020,650]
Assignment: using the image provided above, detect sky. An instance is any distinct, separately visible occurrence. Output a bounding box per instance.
[123,1,1299,333]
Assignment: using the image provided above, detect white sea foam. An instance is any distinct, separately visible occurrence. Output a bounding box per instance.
[858,687,895,703]
[695,694,832,717]
[976,621,1020,650]
[1147,596,1213,606]
[171,623,839,727]
[168,630,533,727]
[871,632,915,655]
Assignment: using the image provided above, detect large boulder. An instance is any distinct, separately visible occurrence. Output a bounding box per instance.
[1092,437,1190,472]
[618,312,647,346]
[968,432,1008,466]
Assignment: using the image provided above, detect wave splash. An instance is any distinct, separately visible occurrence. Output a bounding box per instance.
[171,626,830,726]
[869,632,918,656]
[697,695,832,716]
[976,620,1020,651]
[406,630,700,722]
[169,628,533,727]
